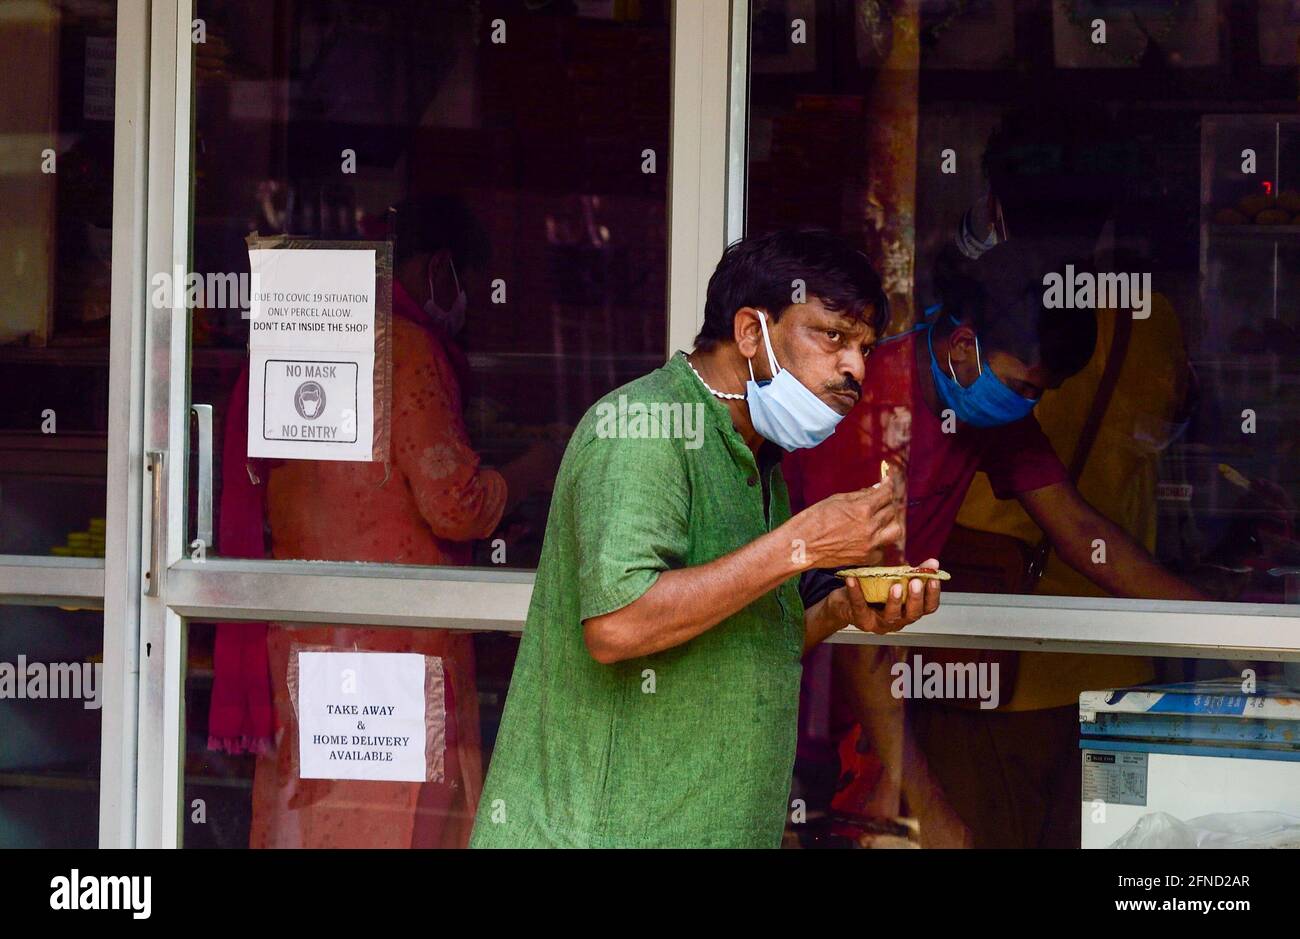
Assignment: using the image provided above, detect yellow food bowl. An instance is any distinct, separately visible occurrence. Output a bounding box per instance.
[836,566,951,604]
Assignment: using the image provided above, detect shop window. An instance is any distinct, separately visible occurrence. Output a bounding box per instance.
[0,606,104,848]
[187,0,671,571]
[748,0,1300,851]
[0,0,116,849]
[182,619,519,849]
[0,0,116,557]
[746,0,1300,607]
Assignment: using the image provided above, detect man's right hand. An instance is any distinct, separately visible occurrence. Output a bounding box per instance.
[788,482,902,570]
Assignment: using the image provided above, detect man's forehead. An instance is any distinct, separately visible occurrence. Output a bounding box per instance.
[798,299,875,335]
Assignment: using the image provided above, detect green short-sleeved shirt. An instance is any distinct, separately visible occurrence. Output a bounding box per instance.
[469,352,805,848]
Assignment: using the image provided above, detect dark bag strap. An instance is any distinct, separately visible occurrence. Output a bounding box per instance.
[1026,311,1134,581]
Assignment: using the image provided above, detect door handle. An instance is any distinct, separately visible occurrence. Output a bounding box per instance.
[144,450,164,596]
[191,404,214,555]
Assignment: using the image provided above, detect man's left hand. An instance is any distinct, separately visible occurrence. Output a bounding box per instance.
[842,557,942,635]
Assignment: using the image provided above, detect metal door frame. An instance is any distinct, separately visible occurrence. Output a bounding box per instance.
[126,0,742,848]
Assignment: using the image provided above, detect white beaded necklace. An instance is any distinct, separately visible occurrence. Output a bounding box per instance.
[684,353,746,400]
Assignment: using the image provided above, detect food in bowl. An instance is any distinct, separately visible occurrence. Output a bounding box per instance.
[836,566,951,604]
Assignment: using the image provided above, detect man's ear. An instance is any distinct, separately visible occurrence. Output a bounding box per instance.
[948,324,979,364]
[733,306,765,362]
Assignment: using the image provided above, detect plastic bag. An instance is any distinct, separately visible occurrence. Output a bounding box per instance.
[1109,811,1300,849]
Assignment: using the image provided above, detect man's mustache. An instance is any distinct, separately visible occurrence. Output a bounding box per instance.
[827,375,862,399]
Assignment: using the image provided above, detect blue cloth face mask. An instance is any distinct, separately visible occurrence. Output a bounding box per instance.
[746,310,845,451]
[927,320,1037,428]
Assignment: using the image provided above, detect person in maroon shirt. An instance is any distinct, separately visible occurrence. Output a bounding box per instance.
[785,304,1071,566]
[786,240,1205,846]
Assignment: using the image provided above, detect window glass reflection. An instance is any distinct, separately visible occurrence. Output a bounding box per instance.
[0,607,103,848]
[184,620,519,849]
[187,0,669,849]
[0,1,117,555]
[748,0,1300,851]
[747,0,1300,605]
[190,0,671,570]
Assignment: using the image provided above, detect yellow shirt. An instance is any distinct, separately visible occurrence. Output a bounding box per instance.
[954,294,1191,710]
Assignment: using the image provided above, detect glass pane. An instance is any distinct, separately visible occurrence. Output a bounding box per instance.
[0,0,117,556]
[788,650,1300,849]
[184,0,670,571]
[745,0,1300,850]
[746,0,1300,606]
[182,619,518,848]
[0,606,104,848]
[0,0,114,849]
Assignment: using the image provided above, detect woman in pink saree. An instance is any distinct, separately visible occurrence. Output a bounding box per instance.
[219,198,556,848]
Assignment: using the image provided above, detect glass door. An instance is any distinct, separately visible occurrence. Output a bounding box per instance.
[0,0,149,848]
[135,0,730,848]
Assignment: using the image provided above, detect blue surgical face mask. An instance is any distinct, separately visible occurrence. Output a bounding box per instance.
[745,310,845,451]
[927,320,1037,428]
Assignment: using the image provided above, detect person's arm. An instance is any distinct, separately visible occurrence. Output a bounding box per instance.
[586,524,829,664]
[391,323,507,542]
[1017,481,1207,601]
[800,560,942,656]
[583,482,906,665]
[496,438,565,517]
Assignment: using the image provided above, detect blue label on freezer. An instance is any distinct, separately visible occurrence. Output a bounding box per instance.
[1148,692,1250,716]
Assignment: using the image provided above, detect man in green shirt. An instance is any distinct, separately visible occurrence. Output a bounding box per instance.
[471,230,942,848]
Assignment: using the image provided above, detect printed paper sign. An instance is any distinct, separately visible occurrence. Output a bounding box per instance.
[297,651,427,782]
[247,248,376,461]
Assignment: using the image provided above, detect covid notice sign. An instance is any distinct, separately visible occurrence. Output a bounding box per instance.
[247,247,377,461]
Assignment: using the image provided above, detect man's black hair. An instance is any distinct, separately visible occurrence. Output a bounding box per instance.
[934,240,1096,385]
[391,194,491,272]
[694,229,889,350]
